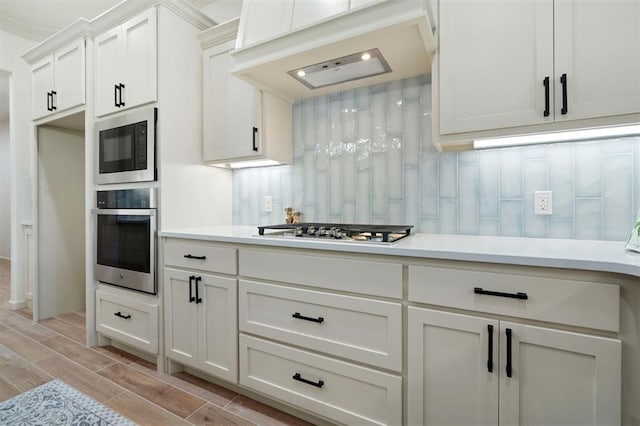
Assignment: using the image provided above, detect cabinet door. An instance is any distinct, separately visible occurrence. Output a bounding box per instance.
[290,0,349,30]
[197,273,238,383]
[407,307,499,426]
[438,0,554,134]
[54,39,85,113]
[237,0,294,47]
[31,55,54,119]
[121,8,157,111]
[554,0,640,122]
[203,42,260,162]
[499,322,621,426]
[164,268,199,367]
[94,26,123,117]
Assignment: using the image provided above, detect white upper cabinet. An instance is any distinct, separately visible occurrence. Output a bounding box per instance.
[94,8,157,117]
[434,0,640,150]
[31,39,85,119]
[199,19,292,167]
[438,0,553,135]
[553,0,640,122]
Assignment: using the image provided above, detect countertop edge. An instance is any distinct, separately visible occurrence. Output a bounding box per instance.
[159,228,640,279]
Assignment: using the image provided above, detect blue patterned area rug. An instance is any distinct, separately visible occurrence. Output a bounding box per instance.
[0,379,136,425]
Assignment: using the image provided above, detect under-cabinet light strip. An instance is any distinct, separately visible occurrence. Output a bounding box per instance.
[473,124,640,149]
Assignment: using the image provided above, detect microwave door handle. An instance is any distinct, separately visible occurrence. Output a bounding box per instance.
[91,209,156,216]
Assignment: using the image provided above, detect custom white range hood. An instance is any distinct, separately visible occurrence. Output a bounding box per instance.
[230,0,436,102]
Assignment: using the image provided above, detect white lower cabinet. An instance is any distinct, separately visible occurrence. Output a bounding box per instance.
[164,268,237,383]
[408,307,621,426]
[240,334,402,426]
[96,288,158,354]
[239,279,402,371]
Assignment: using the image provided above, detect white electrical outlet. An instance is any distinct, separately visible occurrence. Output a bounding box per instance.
[534,191,552,215]
[264,196,273,212]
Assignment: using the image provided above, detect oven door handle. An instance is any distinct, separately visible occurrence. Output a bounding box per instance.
[91,209,156,216]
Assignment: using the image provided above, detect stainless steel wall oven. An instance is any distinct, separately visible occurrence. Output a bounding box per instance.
[93,188,157,294]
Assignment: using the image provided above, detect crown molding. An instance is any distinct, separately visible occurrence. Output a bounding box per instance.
[21,18,91,64]
[90,0,215,36]
[21,0,216,64]
[197,17,238,49]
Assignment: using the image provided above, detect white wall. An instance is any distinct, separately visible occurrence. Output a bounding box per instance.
[37,126,85,319]
[0,120,9,259]
[0,30,36,308]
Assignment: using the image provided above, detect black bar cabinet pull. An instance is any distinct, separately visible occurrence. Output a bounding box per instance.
[184,254,206,260]
[114,84,119,107]
[195,276,202,304]
[292,312,324,324]
[292,373,324,388]
[560,73,568,115]
[252,126,258,152]
[119,83,125,107]
[474,287,528,300]
[114,311,131,320]
[543,76,550,117]
[51,91,57,110]
[506,328,513,378]
[46,92,51,111]
[189,275,195,303]
[487,324,494,373]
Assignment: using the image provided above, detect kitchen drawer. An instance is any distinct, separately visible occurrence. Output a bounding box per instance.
[164,239,236,275]
[239,249,402,298]
[239,335,402,426]
[96,289,158,353]
[408,265,619,332]
[239,280,402,371]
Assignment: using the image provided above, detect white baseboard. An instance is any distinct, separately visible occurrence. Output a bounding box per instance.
[7,299,27,310]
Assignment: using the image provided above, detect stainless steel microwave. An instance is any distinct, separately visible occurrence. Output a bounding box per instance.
[95,107,156,184]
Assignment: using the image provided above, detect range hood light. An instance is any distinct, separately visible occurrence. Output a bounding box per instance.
[288,48,392,90]
[473,124,640,149]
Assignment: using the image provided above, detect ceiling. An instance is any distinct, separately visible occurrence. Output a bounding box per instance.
[0,0,241,122]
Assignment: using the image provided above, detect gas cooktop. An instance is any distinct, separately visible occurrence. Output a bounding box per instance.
[257,223,414,243]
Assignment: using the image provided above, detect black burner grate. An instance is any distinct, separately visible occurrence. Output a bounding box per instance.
[257,223,413,243]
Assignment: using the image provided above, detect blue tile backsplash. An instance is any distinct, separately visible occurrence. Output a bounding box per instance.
[233,75,640,241]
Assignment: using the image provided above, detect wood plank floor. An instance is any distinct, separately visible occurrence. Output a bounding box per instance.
[0,259,313,426]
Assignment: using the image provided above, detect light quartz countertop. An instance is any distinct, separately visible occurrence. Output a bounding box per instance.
[159,226,640,279]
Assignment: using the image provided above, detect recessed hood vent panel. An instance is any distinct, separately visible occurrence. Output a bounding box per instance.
[231,0,435,102]
[288,48,392,89]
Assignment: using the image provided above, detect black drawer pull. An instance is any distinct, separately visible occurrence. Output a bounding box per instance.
[292,373,324,388]
[487,324,494,373]
[560,73,568,115]
[292,312,324,323]
[189,275,195,303]
[543,76,550,117]
[114,311,131,320]
[194,276,202,304]
[252,126,258,152]
[506,327,513,378]
[184,254,206,260]
[474,287,528,300]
